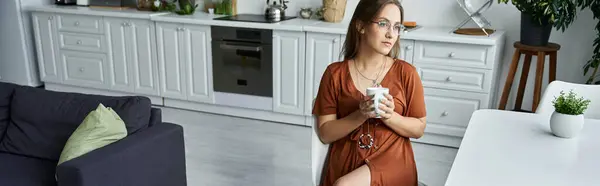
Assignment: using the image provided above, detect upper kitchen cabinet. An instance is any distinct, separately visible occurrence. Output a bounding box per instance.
[32,12,61,83]
[273,30,305,115]
[304,32,343,115]
[105,17,160,96]
[156,22,213,103]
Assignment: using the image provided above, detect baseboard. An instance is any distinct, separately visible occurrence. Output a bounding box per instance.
[164,98,307,126]
[44,83,164,106]
[410,133,462,148]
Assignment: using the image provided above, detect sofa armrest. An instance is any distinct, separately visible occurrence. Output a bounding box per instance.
[56,122,187,186]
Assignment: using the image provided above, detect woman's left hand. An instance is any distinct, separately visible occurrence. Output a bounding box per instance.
[378,93,396,120]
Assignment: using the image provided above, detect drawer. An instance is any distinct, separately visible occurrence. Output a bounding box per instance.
[414,41,492,69]
[416,63,492,93]
[59,32,106,53]
[423,88,489,137]
[58,14,103,34]
[60,50,108,88]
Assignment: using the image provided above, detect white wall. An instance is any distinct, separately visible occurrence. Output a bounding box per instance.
[235,0,596,111]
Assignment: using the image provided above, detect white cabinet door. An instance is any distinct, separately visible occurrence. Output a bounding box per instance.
[304,32,342,115]
[181,24,214,104]
[399,39,415,63]
[273,30,305,115]
[32,12,61,83]
[128,19,160,96]
[105,17,132,92]
[60,50,108,89]
[156,22,186,100]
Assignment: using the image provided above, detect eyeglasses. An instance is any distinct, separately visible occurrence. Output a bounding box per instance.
[371,20,405,35]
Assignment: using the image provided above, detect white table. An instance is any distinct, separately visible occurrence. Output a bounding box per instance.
[445,109,600,186]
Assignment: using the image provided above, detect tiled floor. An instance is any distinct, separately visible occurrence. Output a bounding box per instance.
[160,106,458,186]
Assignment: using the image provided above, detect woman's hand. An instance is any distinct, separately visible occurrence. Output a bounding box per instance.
[358,96,376,119]
[378,93,396,120]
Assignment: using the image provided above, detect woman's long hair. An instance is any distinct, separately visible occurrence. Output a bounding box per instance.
[341,0,404,61]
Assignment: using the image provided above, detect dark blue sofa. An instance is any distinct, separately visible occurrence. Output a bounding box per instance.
[0,82,187,186]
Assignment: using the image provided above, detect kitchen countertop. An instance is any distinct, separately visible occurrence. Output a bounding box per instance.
[151,13,321,32]
[26,5,506,45]
[25,5,169,19]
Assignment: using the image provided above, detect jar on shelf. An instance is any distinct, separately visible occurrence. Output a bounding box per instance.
[137,0,153,11]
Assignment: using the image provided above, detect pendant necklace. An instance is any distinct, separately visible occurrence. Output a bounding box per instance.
[354,58,386,87]
[354,58,387,150]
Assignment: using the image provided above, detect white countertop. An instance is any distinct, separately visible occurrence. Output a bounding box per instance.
[445,109,600,186]
[25,5,169,19]
[26,5,505,46]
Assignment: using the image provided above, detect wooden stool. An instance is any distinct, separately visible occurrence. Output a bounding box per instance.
[498,42,561,112]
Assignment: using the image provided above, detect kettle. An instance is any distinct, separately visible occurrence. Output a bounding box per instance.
[265,0,288,21]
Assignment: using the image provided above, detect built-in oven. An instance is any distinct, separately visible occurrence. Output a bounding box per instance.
[211,26,273,110]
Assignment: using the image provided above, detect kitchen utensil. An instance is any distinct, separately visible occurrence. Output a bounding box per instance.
[265,0,288,21]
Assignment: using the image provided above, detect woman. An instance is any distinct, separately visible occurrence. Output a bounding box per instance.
[312,0,427,186]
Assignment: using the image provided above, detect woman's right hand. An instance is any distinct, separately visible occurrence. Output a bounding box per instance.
[358,95,376,119]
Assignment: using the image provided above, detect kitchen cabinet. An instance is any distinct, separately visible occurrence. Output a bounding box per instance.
[105,17,160,96]
[399,39,415,63]
[272,30,305,115]
[304,32,343,115]
[156,22,214,103]
[32,12,61,83]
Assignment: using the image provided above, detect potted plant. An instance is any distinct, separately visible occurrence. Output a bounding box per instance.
[549,90,591,138]
[578,0,600,85]
[498,0,577,46]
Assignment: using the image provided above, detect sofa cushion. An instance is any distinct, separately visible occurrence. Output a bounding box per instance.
[58,103,127,165]
[0,152,58,186]
[0,82,18,143]
[0,86,151,161]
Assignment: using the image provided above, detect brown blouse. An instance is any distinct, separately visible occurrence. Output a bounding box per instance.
[312,59,427,186]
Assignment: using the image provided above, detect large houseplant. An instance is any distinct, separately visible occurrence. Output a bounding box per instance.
[549,90,590,138]
[578,0,600,85]
[498,0,577,46]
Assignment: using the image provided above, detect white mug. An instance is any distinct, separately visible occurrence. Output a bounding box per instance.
[366,87,389,118]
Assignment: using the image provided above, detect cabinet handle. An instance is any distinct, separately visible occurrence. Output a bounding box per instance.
[79,67,85,72]
[122,22,127,26]
[180,27,186,31]
[48,16,54,20]
[76,40,82,45]
[448,52,456,58]
[405,45,413,50]
[445,76,452,82]
[74,21,80,26]
[127,22,132,26]
[442,111,449,116]
[333,39,338,43]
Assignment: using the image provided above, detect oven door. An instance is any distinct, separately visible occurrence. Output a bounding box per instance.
[212,40,273,98]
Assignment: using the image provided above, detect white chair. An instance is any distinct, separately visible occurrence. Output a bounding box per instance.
[311,116,330,186]
[536,80,600,120]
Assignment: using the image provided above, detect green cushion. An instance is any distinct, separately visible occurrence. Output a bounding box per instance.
[57,103,128,165]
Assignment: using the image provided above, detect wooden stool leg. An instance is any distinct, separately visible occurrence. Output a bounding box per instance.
[499,49,522,110]
[514,54,532,111]
[532,52,546,112]
[549,51,557,82]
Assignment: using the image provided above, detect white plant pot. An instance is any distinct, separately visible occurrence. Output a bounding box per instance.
[549,112,584,138]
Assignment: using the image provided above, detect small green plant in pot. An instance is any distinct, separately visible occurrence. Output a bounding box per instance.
[549,90,591,138]
[498,0,577,46]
